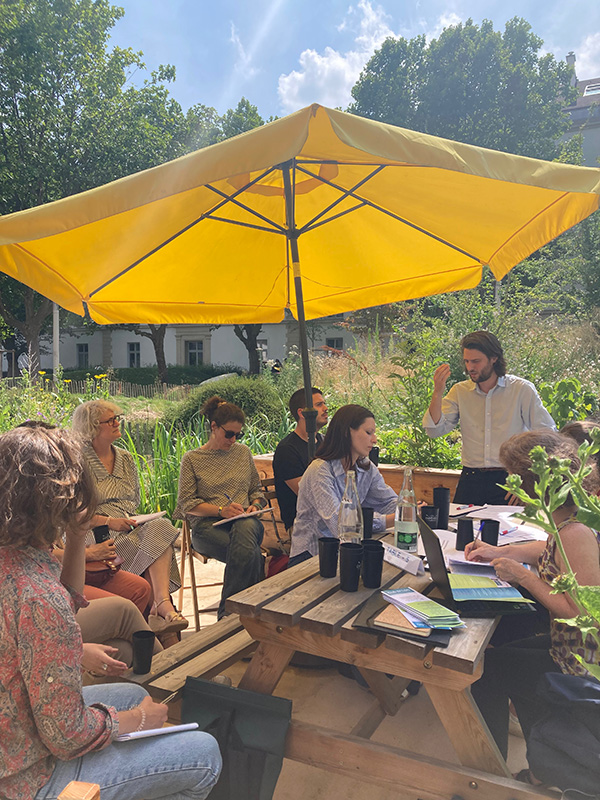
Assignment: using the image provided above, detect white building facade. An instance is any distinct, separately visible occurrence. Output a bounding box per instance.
[41,316,352,372]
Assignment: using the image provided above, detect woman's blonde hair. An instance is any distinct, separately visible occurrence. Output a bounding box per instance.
[0,426,97,548]
[72,399,121,441]
[499,429,600,502]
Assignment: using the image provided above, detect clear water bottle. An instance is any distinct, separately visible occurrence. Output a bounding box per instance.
[338,470,363,543]
[394,467,418,552]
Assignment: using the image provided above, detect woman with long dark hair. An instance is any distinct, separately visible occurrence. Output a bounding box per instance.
[289,404,397,563]
[175,395,266,618]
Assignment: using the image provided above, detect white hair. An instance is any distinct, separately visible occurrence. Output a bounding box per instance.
[72,400,121,442]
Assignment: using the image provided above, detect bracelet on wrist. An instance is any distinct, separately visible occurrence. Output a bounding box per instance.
[135,706,146,732]
[218,506,223,517]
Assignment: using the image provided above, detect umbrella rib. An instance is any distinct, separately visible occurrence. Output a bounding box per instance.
[297,165,385,231]
[205,215,284,235]
[205,184,286,232]
[12,243,84,300]
[296,163,482,263]
[88,167,280,298]
[301,202,367,232]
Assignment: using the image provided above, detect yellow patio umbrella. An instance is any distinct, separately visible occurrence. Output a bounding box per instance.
[0,103,599,452]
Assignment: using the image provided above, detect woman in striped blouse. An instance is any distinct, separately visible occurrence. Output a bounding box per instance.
[175,395,266,618]
[73,400,188,634]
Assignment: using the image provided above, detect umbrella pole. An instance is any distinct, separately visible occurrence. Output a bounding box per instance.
[282,161,318,461]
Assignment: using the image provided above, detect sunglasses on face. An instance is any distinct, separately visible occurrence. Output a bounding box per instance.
[219,425,244,440]
[100,415,123,426]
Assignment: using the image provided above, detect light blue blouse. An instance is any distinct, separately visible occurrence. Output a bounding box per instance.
[290,457,397,558]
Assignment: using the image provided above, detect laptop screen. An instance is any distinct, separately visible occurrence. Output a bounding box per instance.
[417,517,453,603]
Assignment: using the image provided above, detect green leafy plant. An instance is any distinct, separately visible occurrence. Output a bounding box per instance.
[538,377,599,429]
[504,439,600,680]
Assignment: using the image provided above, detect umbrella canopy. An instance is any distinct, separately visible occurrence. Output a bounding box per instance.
[0,103,599,455]
[0,103,599,326]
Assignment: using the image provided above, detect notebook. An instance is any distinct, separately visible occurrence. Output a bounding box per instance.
[418,517,536,617]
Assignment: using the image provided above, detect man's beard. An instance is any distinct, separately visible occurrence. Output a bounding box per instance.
[471,366,495,384]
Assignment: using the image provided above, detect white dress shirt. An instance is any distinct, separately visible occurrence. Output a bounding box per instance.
[422,374,555,468]
[290,458,397,558]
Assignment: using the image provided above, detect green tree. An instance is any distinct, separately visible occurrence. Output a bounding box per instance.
[0,0,187,370]
[349,17,576,160]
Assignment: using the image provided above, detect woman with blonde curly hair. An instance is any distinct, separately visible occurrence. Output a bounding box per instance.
[0,425,221,800]
[466,429,600,762]
[72,400,187,634]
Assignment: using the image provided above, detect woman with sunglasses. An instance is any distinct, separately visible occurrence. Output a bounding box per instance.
[175,395,266,618]
[72,400,187,635]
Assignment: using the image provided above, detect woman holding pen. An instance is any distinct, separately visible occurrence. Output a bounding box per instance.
[175,396,266,618]
[465,429,600,762]
[0,424,221,800]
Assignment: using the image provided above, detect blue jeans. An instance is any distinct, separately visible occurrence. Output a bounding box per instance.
[191,516,264,618]
[35,684,221,800]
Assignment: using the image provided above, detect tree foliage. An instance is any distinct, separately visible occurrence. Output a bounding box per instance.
[349,17,576,160]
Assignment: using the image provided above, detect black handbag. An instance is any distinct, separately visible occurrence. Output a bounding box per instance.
[181,676,292,800]
[527,672,600,796]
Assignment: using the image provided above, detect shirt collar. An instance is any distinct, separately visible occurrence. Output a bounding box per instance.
[471,374,506,396]
[85,443,127,480]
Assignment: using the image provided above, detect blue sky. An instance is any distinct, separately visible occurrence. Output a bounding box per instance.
[109,0,600,118]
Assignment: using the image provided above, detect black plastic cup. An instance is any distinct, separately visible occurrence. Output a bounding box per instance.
[132,630,156,674]
[456,517,474,551]
[481,519,500,546]
[93,524,111,544]
[362,507,374,538]
[362,545,384,589]
[433,486,450,530]
[361,538,383,549]
[318,537,339,578]
[420,505,439,529]
[339,543,363,592]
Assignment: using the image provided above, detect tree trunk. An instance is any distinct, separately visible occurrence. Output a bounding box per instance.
[149,325,168,383]
[234,324,263,374]
[0,289,52,380]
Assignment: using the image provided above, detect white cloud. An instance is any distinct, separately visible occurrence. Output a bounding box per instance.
[278,0,397,113]
[576,32,600,79]
[423,11,462,42]
[230,23,259,79]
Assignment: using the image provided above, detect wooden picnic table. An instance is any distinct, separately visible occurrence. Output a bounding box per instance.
[226,541,559,800]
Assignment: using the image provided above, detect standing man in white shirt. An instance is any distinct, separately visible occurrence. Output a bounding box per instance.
[422,331,555,505]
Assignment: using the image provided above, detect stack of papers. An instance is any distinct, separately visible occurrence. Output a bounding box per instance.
[448,574,533,603]
[382,587,464,629]
[371,604,434,637]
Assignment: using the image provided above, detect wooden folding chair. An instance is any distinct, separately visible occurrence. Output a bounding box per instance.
[260,477,290,555]
[178,519,223,631]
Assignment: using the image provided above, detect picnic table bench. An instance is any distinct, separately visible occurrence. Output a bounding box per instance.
[226,541,560,800]
[116,613,256,710]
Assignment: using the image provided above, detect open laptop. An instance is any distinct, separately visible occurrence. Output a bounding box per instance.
[418,517,536,618]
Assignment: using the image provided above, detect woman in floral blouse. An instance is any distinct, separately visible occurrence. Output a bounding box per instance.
[0,425,220,800]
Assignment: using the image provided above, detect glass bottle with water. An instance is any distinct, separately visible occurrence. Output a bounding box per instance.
[394,467,418,552]
[338,470,363,543]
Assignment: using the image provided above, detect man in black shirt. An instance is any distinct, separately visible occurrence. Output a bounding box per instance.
[273,388,328,532]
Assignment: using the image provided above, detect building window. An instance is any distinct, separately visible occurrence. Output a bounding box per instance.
[77,343,89,368]
[326,337,344,350]
[257,339,268,363]
[583,83,600,96]
[185,340,203,366]
[127,342,141,368]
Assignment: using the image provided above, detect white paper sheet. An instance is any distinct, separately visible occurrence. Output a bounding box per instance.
[131,511,167,525]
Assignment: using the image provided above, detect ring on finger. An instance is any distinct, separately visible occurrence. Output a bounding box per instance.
[102,663,108,671]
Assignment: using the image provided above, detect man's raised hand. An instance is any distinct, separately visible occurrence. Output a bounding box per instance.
[433,363,451,393]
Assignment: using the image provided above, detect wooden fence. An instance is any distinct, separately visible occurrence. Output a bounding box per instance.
[1,377,195,401]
